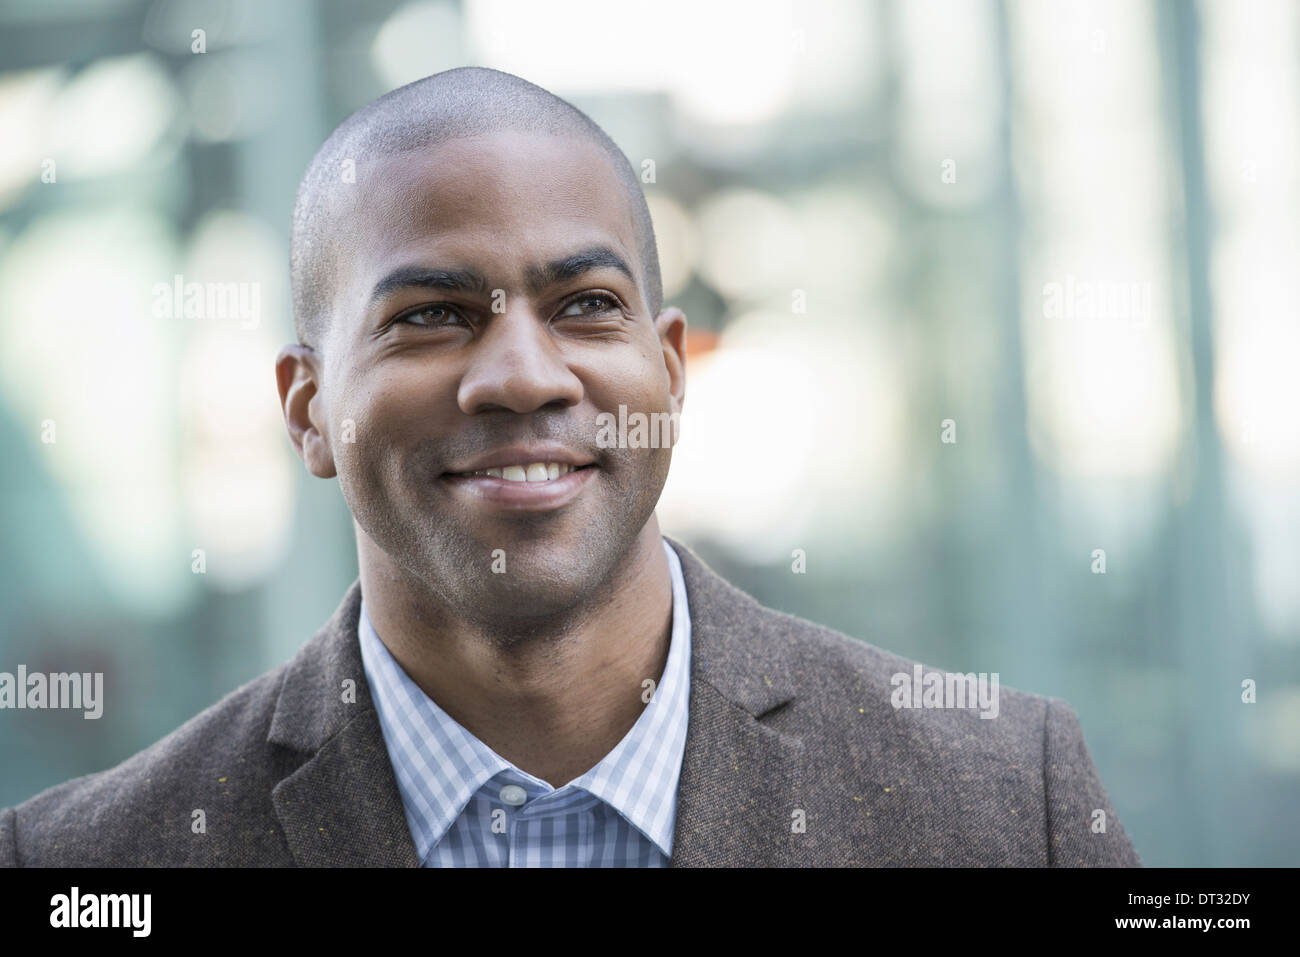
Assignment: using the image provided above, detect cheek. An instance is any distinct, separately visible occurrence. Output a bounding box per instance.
[330,378,431,490]
[578,350,672,416]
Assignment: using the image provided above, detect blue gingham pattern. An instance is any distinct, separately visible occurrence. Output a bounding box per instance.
[357,538,692,867]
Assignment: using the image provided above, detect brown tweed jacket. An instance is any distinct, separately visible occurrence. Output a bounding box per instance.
[0,535,1140,866]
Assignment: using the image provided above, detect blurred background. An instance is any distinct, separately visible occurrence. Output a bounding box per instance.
[1,0,1297,866]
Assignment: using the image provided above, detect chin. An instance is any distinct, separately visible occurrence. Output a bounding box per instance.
[428,536,599,609]
[462,571,597,631]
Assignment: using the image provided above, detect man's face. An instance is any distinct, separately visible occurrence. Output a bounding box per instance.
[299,130,685,625]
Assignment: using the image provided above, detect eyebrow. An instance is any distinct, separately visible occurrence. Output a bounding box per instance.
[368,245,636,307]
[524,246,635,292]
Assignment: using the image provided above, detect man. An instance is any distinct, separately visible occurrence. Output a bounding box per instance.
[0,67,1139,867]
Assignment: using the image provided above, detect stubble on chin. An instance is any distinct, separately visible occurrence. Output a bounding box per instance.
[416,518,629,635]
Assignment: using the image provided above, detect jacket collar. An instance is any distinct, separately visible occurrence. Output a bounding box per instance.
[267,534,805,867]
[267,577,418,866]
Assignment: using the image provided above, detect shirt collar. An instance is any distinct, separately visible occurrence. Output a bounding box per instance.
[358,537,692,862]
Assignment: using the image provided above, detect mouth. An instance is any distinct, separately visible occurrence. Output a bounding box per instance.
[445,462,595,483]
[439,461,598,511]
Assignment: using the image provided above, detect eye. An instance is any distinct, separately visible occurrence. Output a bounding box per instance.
[393,304,466,328]
[557,293,620,318]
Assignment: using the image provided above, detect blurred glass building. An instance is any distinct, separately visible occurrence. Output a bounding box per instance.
[0,0,1297,866]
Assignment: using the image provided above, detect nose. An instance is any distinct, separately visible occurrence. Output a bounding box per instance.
[456,302,584,415]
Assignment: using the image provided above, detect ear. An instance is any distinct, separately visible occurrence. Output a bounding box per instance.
[654,306,687,415]
[275,344,337,479]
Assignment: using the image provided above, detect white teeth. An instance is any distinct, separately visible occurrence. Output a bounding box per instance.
[462,462,580,482]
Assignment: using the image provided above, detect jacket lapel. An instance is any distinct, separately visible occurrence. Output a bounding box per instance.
[267,581,420,867]
[664,536,808,867]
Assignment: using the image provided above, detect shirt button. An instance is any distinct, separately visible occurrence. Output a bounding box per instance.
[499,784,528,806]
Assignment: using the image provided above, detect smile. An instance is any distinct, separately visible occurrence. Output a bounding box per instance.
[440,463,597,510]
[448,462,591,483]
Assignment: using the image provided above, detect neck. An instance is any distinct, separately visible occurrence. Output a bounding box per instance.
[356,518,674,788]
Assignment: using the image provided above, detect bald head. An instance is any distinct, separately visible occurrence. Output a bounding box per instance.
[289,66,662,351]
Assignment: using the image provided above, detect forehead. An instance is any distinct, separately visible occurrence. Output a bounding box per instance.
[349,130,637,290]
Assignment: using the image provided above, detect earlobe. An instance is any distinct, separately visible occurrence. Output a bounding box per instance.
[275,345,337,479]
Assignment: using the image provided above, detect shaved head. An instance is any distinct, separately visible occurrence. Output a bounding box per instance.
[290,66,662,351]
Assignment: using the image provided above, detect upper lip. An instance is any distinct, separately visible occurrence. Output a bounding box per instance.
[443,445,598,474]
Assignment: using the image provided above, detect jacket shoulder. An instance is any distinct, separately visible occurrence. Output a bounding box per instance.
[744,597,1049,750]
[726,593,1140,865]
[1,662,297,866]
